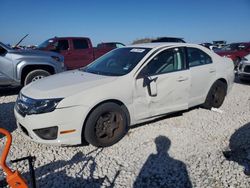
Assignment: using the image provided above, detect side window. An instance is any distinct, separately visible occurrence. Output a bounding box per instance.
[142,48,185,75]
[55,40,69,51]
[187,48,212,67]
[73,39,89,49]
[116,43,125,48]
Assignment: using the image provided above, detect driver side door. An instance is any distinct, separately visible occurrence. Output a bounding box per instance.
[133,47,190,120]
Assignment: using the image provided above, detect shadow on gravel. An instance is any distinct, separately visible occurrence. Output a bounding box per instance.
[0,87,21,97]
[22,148,120,187]
[130,107,199,130]
[223,122,250,175]
[0,102,17,137]
[133,136,192,188]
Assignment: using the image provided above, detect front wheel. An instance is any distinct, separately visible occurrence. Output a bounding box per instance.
[84,103,128,147]
[202,80,227,109]
[24,69,51,85]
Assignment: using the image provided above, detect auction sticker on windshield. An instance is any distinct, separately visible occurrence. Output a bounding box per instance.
[130,49,145,53]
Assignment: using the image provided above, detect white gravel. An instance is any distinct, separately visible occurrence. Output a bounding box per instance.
[1,80,250,187]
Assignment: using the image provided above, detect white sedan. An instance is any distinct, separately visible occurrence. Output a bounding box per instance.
[14,43,234,147]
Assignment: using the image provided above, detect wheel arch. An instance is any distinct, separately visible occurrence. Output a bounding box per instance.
[217,78,228,90]
[20,64,55,85]
[81,99,131,144]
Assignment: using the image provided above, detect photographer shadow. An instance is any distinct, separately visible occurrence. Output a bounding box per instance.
[0,102,17,137]
[223,122,250,175]
[133,136,192,188]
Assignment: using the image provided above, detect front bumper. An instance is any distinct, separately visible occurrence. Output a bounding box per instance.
[14,105,89,145]
[238,72,250,80]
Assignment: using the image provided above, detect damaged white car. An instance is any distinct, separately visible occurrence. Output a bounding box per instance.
[14,43,234,147]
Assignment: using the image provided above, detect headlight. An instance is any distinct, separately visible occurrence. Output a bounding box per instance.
[27,98,63,115]
[16,93,63,116]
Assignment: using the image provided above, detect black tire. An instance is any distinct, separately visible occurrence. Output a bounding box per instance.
[24,69,51,85]
[202,80,227,109]
[84,102,128,147]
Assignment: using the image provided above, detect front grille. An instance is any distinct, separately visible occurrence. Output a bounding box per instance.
[244,65,250,73]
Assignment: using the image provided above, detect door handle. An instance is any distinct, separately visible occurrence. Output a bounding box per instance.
[177,77,188,82]
[209,69,216,73]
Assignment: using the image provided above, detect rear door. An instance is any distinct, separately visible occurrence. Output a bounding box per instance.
[187,47,216,106]
[0,46,14,86]
[133,47,190,120]
[71,38,94,69]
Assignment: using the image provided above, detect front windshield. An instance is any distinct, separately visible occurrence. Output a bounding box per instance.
[82,47,151,76]
[221,43,245,51]
[37,39,54,49]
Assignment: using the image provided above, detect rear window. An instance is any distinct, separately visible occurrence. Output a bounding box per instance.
[73,39,89,49]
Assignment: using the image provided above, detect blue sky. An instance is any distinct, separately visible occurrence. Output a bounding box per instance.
[1,0,250,46]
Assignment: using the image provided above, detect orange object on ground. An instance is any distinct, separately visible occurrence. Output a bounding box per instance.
[0,128,28,188]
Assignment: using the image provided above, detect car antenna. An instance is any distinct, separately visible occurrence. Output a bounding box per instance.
[14,34,29,48]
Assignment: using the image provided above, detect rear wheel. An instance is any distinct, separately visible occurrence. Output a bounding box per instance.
[202,80,227,109]
[24,69,50,85]
[84,103,128,147]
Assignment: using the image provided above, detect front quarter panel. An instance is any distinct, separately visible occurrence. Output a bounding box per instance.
[56,76,135,125]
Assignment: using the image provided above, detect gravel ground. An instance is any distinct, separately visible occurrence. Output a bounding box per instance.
[1,80,250,187]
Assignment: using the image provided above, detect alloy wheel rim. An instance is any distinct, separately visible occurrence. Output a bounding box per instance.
[95,111,123,143]
[32,75,45,82]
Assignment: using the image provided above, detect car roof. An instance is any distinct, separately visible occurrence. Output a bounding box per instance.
[127,42,200,49]
[51,37,90,40]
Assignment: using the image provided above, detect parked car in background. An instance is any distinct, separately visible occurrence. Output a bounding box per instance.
[15,43,234,147]
[215,42,250,68]
[237,53,250,81]
[152,37,185,43]
[213,40,227,49]
[200,43,219,51]
[0,42,64,87]
[37,37,121,70]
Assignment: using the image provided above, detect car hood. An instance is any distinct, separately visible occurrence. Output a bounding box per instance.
[21,70,117,99]
[9,49,60,57]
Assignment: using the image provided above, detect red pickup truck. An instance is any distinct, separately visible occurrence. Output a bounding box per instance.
[215,42,250,67]
[37,37,121,70]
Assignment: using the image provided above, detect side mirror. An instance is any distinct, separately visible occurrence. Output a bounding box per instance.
[143,76,158,96]
[48,44,60,53]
